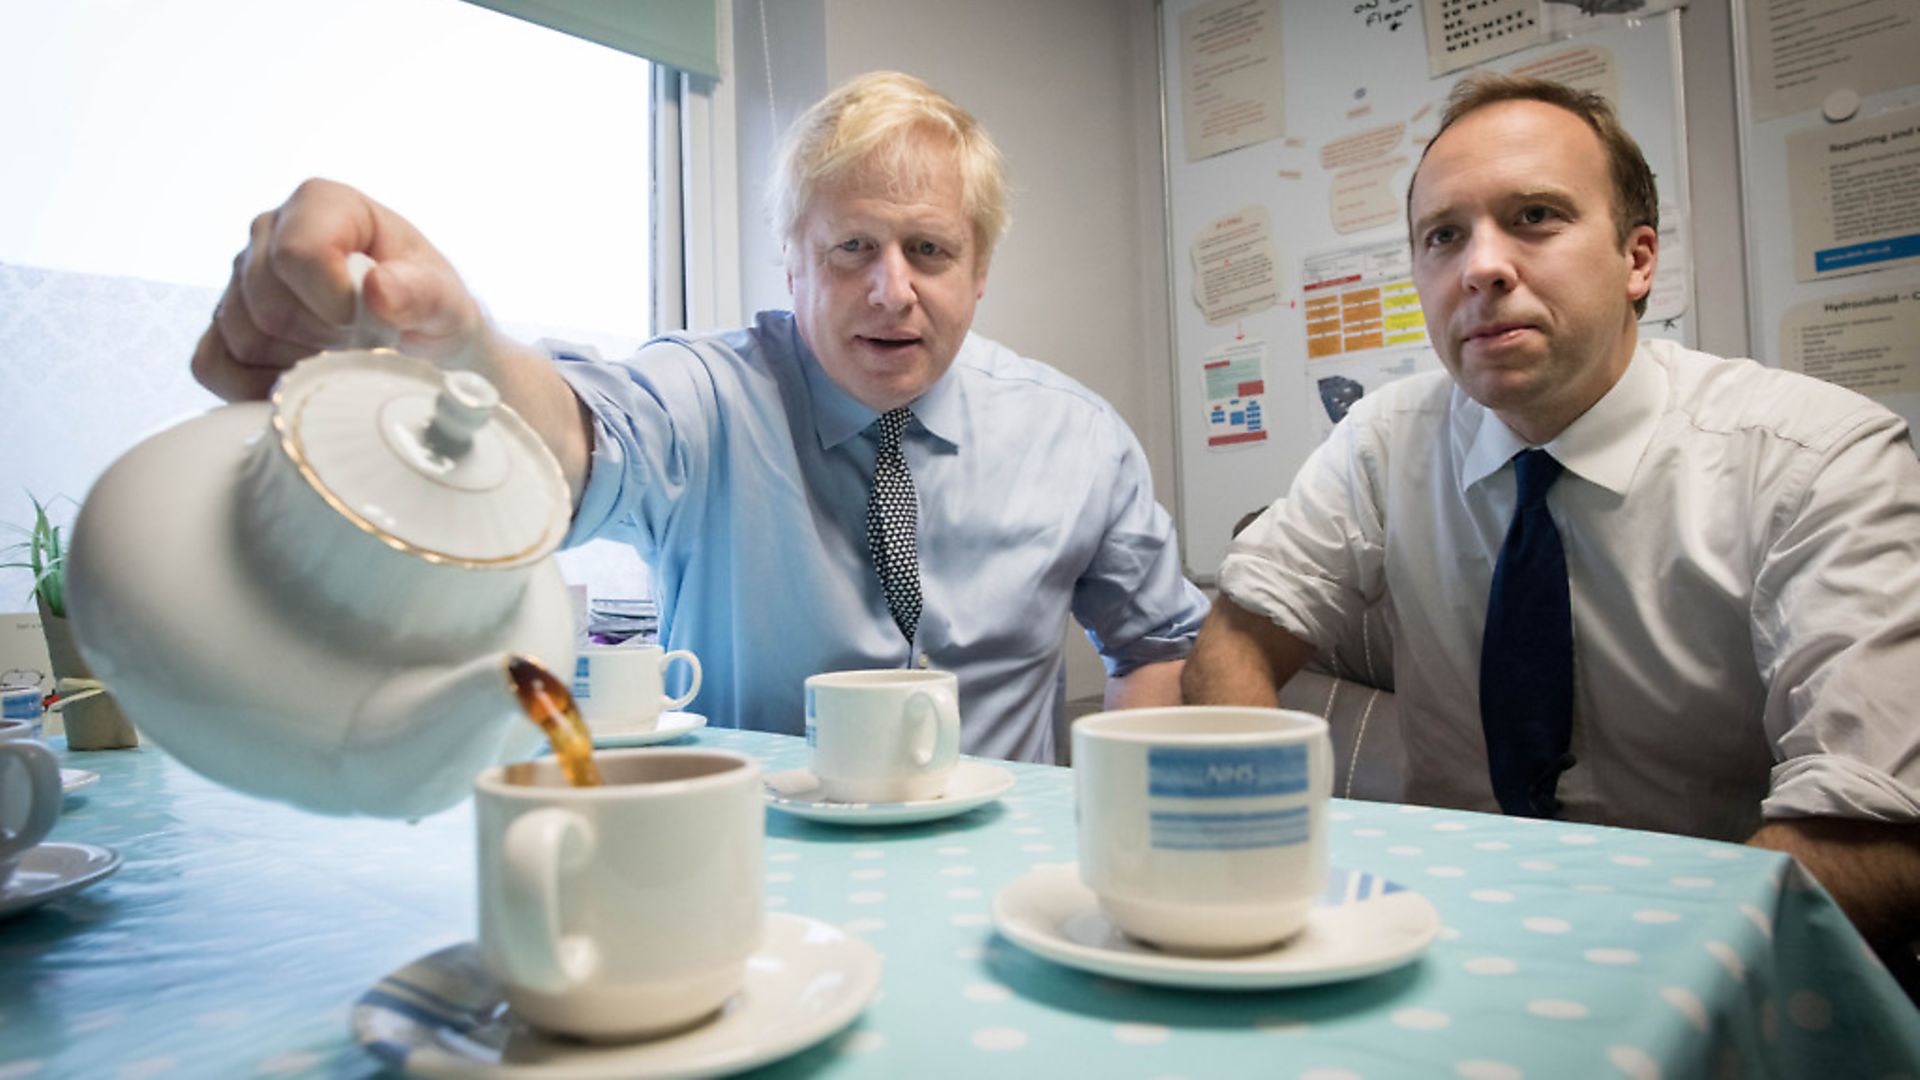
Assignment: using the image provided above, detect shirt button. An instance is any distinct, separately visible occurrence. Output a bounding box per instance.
[917,653,931,669]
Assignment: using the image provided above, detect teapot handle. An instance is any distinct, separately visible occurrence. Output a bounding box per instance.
[343,252,400,351]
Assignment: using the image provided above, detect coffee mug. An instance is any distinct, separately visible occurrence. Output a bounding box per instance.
[1073,706,1331,955]
[2,685,42,731]
[474,748,762,1041]
[805,669,960,803]
[570,644,701,734]
[0,718,61,890]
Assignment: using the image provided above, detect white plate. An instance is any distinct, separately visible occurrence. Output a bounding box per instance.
[992,863,1440,990]
[61,768,100,796]
[763,760,1016,825]
[589,712,707,748]
[0,842,122,920]
[353,912,881,1080]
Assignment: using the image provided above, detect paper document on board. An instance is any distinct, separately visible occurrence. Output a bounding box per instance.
[1180,0,1287,162]
[1787,105,1920,283]
[1779,288,1920,400]
[1423,0,1543,78]
[1745,0,1920,122]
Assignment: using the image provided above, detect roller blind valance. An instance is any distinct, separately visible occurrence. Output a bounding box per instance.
[462,0,718,78]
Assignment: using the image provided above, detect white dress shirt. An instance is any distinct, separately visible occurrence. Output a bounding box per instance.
[1222,338,1920,841]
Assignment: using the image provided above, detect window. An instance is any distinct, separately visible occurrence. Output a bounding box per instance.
[2,0,667,607]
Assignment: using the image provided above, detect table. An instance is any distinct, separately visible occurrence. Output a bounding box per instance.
[4,729,1917,1079]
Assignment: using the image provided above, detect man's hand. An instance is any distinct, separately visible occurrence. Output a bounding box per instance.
[1179,594,1318,707]
[1103,659,1185,711]
[189,177,593,502]
[191,178,495,401]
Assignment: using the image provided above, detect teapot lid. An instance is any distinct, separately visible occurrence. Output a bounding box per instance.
[270,349,570,565]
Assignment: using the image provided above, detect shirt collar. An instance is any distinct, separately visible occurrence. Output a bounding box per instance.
[798,323,969,451]
[1457,340,1665,496]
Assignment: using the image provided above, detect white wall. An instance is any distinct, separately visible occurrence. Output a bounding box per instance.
[730,0,1176,706]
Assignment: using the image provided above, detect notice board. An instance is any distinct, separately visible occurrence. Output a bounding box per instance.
[1732,0,1920,446]
[1158,1,1693,581]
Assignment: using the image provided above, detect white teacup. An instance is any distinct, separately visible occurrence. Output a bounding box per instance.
[805,669,961,803]
[1074,706,1332,955]
[0,717,61,890]
[475,748,762,1041]
[570,644,701,734]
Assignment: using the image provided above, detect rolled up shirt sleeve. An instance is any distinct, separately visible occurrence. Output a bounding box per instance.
[551,340,717,558]
[1217,399,1387,655]
[1072,412,1209,677]
[1754,409,1920,824]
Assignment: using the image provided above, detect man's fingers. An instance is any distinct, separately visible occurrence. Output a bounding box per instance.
[189,325,286,402]
[360,258,471,347]
[214,284,325,371]
[190,177,487,402]
[235,219,352,353]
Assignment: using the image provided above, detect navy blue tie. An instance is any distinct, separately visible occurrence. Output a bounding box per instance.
[1480,449,1575,818]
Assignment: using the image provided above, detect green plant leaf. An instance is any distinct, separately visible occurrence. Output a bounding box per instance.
[7,491,72,618]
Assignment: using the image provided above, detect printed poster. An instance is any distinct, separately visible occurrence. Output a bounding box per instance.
[1745,0,1920,122]
[1301,240,1428,360]
[1321,122,1411,234]
[1779,286,1920,400]
[1191,207,1282,324]
[1201,339,1271,449]
[1304,350,1441,442]
[1642,207,1690,324]
[1787,105,1920,282]
[1180,0,1287,162]
[1424,0,1543,78]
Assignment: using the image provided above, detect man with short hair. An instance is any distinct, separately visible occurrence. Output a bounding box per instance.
[1182,74,1920,951]
[192,71,1207,764]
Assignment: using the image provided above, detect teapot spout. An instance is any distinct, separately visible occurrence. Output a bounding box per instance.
[347,652,558,818]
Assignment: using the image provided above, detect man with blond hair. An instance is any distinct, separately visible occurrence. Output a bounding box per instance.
[191,71,1206,763]
[1183,73,1920,955]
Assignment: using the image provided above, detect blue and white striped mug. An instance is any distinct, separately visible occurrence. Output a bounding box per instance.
[1074,706,1331,954]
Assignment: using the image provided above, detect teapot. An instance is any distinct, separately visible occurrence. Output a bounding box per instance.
[64,339,577,819]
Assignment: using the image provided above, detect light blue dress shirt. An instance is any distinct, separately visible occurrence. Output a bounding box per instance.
[556,311,1207,763]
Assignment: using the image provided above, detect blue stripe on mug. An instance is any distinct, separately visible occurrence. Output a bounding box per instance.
[1150,805,1310,850]
[1147,745,1309,798]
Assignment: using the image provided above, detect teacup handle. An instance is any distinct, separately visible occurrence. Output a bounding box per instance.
[0,741,60,859]
[498,807,599,993]
[659,650,702,711]
[903,686,960,770]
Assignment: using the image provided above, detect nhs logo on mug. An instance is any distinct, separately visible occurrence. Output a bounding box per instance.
[1145,746,1312,852]
[572,655,593,700]
[1147,745,1308,798]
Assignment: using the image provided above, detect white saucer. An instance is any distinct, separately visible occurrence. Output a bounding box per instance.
[589,712,706,748]
[353,912,881,1079]
[0,842,122,920]
[763,759,1016,825]
[61,768,100,795]
[992,863,1440,991]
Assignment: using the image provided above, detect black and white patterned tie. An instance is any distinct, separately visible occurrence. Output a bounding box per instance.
[866,407,921,643]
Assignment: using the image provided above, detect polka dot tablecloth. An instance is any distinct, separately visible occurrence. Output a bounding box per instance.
[3,731,1915,1079]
